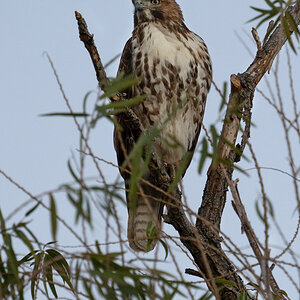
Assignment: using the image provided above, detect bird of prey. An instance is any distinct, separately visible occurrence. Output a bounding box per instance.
[114,0,212,252]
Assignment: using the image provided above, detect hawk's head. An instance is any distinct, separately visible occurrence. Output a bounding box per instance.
[132,0,184,26]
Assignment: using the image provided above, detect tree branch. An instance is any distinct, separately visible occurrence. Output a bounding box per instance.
[75,3,300,298]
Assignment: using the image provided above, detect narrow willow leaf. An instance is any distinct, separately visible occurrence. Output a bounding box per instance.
[46,249,73,290]
[101,73,140,99]
[128,148,143,207]
[265,0,276,9]
[215,278,237,287]
[122,127,160,168]
[43,254,58,298]
[24,225,42,250]
[83,279,96,300]
[14,227,34,252]
[255,199,268,228]
[96,95,146,116]
[279,289,291,300]
[5,243,19,280]
[0,208,6,234]
[104,53,121,69]
[49,194,57,241]
[168,152,191,192]
[219,81,228,112]
[198,138,208,174]
[42,273,50,299]
[239,291,247,300]
[46,249,71,278]
[67,160,80,184]
[82,90,94,115]
[286,11,300,42]
[124,128,159,208]
[75,190,83,224]
[74,261,81,290]
[45,241,57,247]
[265,196,274,218]
[210,125,220,166]
[250,6,269,14]
[159,240,169,261]
[220,136,244,158]
[199,291,214,300]
[147,226,156,251]
[218,157,249,175]
[1,214,19,279]
[31,252,43,299]
[39,112,89,117]
[25,202,40,217]
[18,251,39,265]
[282,15,296,53]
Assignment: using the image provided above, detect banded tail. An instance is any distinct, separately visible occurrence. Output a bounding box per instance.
[127,182,164,252]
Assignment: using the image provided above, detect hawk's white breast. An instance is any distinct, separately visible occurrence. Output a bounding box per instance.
[132,23,210,163]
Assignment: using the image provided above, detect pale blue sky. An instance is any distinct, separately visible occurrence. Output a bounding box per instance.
[1,1,300,299]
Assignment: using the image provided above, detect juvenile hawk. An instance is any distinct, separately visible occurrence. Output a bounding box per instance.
[114,0,212,252]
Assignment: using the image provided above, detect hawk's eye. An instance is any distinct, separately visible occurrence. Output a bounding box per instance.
[151,0,160,5]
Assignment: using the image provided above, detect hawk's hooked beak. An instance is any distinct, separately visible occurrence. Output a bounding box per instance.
[134,0,144,11]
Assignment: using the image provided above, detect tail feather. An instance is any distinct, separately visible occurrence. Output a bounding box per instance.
[127,185,164,252]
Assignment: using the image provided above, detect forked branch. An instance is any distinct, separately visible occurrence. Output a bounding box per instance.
[75,3,300,298]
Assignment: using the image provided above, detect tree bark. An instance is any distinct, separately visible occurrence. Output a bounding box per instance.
[75,3,300,298]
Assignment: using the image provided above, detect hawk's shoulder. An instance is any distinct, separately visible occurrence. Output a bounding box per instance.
[118,37,133,77]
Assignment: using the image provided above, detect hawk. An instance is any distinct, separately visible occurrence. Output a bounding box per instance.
[114,0,212,252]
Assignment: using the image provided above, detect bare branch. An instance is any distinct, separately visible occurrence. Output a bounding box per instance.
[75,2,300,299]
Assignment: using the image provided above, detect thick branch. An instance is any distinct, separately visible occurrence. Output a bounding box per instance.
[194,2,300,299]
[75,3,300,299]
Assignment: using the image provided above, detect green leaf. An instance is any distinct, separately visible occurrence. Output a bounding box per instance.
[104,53,121,69]
[286,11,300,42]
[19,250,39,265]
[43,254,58,298]
[124,129,160,208]
[219,81,228,112]
[39,112,89,117]
[199,291,214,300]
[239,291,247,300]
[1,210,20,281]
[210,125,219,166]
[255,199,264,223]
[146,221,157,251]
[14,227,34,252]
[24,225,42,250]
[67,160,81,184]
[168,152,191,192]
[0,208,6,234]
[282,14,296,53]
[83,278,96,300]
[101,73,140,99]
[82,90,94,115]
[45,249,73,290]
[25,202,41,217]
[31,252,43,299]
[278,289,291,300]
[49,194,57,241]
[42,273,50,299]
[159,239,169,261]
[265,196,275,218]
[198,138,208,174]
[215,278,237,288]
[96,95,146,116]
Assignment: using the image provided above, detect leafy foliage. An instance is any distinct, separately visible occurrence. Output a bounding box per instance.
[1,2,300,298]
[249,0,300,52]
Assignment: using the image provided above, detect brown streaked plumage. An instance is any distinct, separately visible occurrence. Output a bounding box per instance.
[114,0,212,252]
